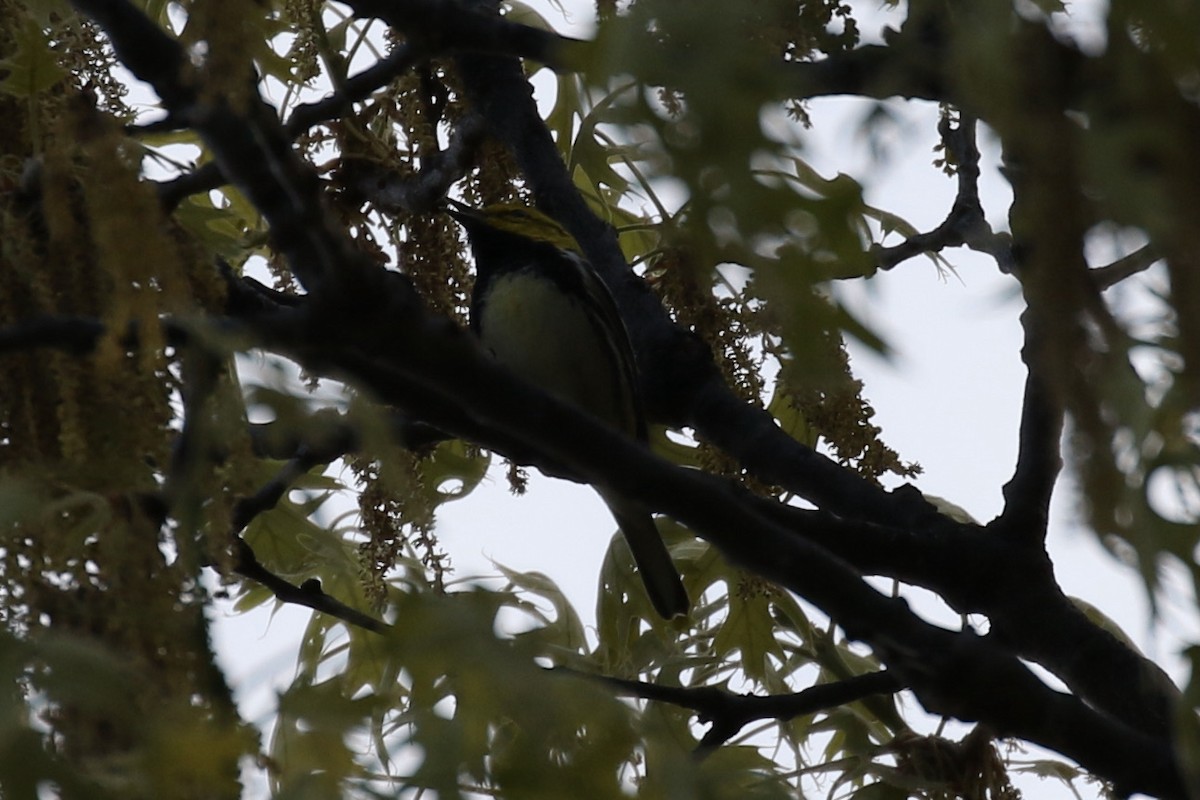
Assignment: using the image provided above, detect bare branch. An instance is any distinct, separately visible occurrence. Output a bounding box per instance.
[566,668,905,754]
[866,114,1014,276]
[1091,244,1159,290]
[995,312,1063,540]
[232,538,390,634]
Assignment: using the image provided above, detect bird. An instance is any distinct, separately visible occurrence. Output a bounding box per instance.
[447,201,689,619]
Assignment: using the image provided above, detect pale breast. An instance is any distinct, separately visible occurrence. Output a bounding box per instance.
[477,270,635,433]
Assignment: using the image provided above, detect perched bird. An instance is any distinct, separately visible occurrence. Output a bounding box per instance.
[448,202,688,619]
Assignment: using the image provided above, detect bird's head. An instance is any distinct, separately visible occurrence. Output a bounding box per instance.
[447,201,583,256]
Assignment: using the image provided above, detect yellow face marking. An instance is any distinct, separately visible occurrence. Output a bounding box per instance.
[474,205,583,255]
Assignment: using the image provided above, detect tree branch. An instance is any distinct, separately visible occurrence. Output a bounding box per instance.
[343,0,584,69]
[994,311,1064,541]
[867,114,1015,275]
[73,0,358,293]
[0,314,110,355]
[6,305,1173,753]
[232,538,390,634]
[269,0,1195,753]
[782,42,945,103]
[342,111,489,216]
[567,668,905,754]
[1091,244,1159,290]
[154,43,425,211]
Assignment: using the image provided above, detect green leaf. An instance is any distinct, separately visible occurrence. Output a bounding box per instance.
[0,18,67,98]
[714,584,785,683]
[175,194,254,262]
[495,562,588,652]
[766,378,816,448]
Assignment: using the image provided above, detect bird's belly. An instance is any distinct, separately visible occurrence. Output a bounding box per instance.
[478,272,631,429]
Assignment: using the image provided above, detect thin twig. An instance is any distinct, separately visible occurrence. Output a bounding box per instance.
[344,112,488,214]
[232,538,391,634]
[155,44,424,210]
[1091,244,1159,290]
[562,667,904,755]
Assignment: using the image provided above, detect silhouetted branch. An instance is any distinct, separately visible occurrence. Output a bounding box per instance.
[345,0,584,69]
[1092,244,1159,289]
[867,114,1014,275]
[572,668,904,755]
[995,289,1065,545]
[343,112,489,215]
[232,538,390,634]
[228,268,1184,796]
[230,453,331,534]
[148,0,583,212]
[74,0,360,293]
[155,43,425,210]
[995,356,1062,541]
[64,2,1193,794]
[288,45,421,131]
[0,313,195,355]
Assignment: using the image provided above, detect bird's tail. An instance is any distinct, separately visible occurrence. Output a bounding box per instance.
[602,493,689,619]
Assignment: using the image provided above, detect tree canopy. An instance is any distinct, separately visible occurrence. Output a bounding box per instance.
[0,0,1197,797]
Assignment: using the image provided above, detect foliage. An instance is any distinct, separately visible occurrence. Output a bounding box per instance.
[0,0,1196,798]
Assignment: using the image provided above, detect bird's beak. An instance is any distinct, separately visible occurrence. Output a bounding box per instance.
[442,198,474,224]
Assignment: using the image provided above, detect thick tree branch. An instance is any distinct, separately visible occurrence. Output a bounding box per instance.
[783,42,946,103]
[344,0,584,69]
[749,490,1181,742]
[10,305,1175,754]
[983,572,1182,748]
[4,305,1183,764]
[246,411,445,463]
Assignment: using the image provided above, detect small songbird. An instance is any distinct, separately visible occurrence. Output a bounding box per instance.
[448,202,688,619]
